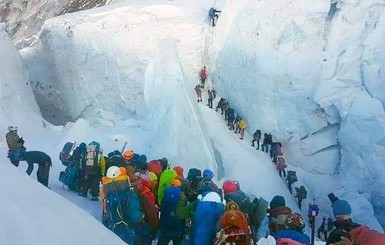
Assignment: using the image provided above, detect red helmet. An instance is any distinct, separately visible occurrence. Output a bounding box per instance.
[223,180,237,195]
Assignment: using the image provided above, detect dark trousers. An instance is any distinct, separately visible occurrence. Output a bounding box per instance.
[297,197,303,210]
[252,138,260,149]
[261,144,268,152]
[25,161,34,175]
[211,15,218,26]
[208,98,213,108]
[81,174,100,197]
[37,163,50,187]
[279,169,286,178]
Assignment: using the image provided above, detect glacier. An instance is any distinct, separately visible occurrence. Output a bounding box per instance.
[0,0,384,239]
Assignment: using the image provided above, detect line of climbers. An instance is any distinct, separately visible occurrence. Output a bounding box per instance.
[191,66,385,244]
[5,126,52,187]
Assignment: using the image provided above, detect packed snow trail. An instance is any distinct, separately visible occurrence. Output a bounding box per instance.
[195,99,299,209]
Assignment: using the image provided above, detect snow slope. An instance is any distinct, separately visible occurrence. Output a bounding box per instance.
[0,162,126,245]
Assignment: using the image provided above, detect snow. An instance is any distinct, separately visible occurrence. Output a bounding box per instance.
[0,161,126,245]
[0,0,385,242]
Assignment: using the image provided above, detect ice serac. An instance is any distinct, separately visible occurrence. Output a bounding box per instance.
[210,0,385,229]
[0,25,42,137]
[21,3,208,125]
[315,0,385,230]
[144,38,216,171]
[0,163,126,245]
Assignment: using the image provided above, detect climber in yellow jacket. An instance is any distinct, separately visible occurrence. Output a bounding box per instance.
[238,120,247,140]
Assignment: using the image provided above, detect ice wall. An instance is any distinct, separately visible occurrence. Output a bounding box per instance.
[210,0,385,229]
[315,0,385,227]
[144,39,216,170]
[0,25,42,138]
[21,3,209,125]
[0,0,122,49]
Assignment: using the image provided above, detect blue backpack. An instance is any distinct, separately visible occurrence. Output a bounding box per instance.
[59,163,81,190]
[59,142,75,166]
[105,182,143,227]
[274,230,310,244]
[193,193,224,245]
[160,186,184,236]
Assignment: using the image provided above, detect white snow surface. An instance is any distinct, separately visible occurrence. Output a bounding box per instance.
[0,0,384,242]
[0,160,126,245]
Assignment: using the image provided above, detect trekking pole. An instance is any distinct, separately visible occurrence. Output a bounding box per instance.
[311,212,316,245]
[121,141,128,154]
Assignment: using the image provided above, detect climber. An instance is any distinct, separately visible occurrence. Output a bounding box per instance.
[252,129,262,150]
[233,114,242,133]
[199,66,207,84]
[79,141,105,201]
[6,126,26,167]
[209,7,221,27]
[223,102,230,120]
[261,133,269,152]
[216,98,226,114]
[194,84,202,102]
[23,151,52,187]
[207,89,214,108]
[327,199,385,245]
[227,107,235,130]
[238,119,247,140]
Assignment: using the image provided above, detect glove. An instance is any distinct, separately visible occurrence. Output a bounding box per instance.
[19,137,25,144]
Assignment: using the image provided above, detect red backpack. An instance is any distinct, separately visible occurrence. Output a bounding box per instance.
[277,238,303,245]
[148,160,162,177]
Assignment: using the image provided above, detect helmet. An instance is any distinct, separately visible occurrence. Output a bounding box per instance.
[8,126,17,132]
[171,179,182,187]
[123,150,134,161]
[149,172,158,182]
[203,169,214,179]
[113,150,122,156]
[173,166,184,177]
[223,180,237,195]
[106,166,121,179]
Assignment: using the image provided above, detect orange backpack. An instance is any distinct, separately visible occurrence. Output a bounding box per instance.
[219,206,251,245]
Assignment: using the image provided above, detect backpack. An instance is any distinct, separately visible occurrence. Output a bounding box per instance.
[157,169,178,205]
[194,192,225,245]
[59,162,81,191]
[254,130,261,139]
[104,180,143,227]
[287,171,298,184]
[249,197,268,228]
[225,191,251,214]
[275,230,310,244]
[299,186,307,199]
[148,160,162,177]
[198,179,218,194]
[284,213,306,233]
[219,209,251,245]
[276,238,303,245]
[59,142,76,166]
[84,141,102,174]
[270,207,293,235]
[159,186,184,236]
